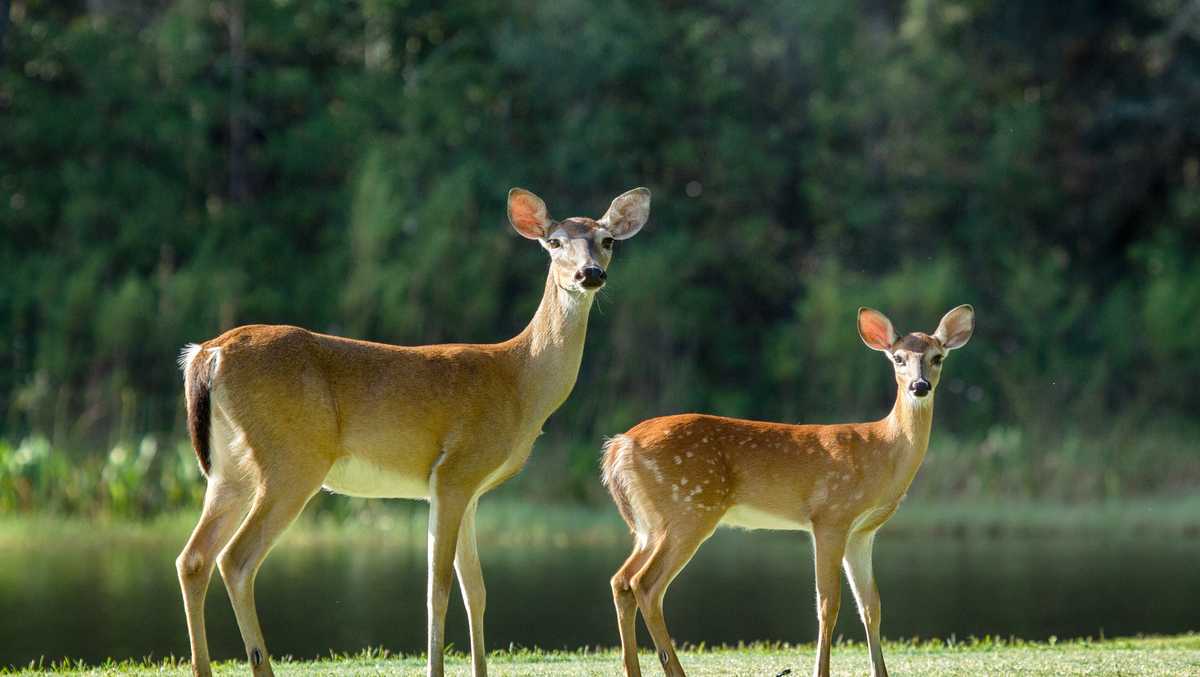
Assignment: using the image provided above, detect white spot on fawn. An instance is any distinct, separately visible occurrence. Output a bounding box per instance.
[674,456,682,465]
[641,456,666,485]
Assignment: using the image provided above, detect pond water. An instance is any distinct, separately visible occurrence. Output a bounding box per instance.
[2,525,1198,667]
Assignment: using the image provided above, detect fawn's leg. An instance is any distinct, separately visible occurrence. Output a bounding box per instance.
[844,529,887,677]
[811,526,848,677]
[612,541,653,677]
[631,520,718,677]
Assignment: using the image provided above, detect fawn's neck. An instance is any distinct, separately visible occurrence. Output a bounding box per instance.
[883,386,936,481]
[508,272,594,423]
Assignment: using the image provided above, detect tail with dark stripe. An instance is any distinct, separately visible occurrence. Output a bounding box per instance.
[180,344,213,476]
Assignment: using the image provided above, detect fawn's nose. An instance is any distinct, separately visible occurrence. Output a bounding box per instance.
[576,266,606,289]
[909,379,931,397]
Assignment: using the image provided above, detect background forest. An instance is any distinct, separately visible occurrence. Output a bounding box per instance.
[2,0,1199,517]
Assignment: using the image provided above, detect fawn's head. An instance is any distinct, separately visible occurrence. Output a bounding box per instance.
[858,305,975,400]
[507,187,651,294]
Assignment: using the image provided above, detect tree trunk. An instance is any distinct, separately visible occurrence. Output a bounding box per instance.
[228,0,248,202]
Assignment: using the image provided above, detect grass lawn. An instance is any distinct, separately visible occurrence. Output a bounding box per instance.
[9,635,1199,676]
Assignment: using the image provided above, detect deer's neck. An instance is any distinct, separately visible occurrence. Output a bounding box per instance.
[882,387,936,484]
[509,273,594,424]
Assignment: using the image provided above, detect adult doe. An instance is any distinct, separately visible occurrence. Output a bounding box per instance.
[602,305,975,677]
[176,187,650,677]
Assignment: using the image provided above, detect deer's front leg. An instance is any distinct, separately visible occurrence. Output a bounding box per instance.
[455,499,488,677]
[426,480,472,677]
[844,530,887,677]
[810,526,847,677]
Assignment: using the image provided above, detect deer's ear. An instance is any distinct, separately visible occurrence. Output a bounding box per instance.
[934,304,975,350]
[858,307,898,352]
[508,188,551,239]
[599,187,651,240]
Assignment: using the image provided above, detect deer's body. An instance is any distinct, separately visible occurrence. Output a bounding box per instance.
[198,277,587,502]
[609,409,930,538]
[603,306,974,677]
[176,187,650,677]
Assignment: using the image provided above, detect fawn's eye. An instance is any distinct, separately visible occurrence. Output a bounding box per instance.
[931,354,943,366]
[601,237,614,250]
[893,354,905,365]
[546,238,562,249]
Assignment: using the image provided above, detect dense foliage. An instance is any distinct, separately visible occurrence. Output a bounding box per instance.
[2,0,1198,508]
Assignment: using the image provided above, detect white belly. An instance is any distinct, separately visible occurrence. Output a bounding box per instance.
[323,456,429,499]
[721,504,811,531]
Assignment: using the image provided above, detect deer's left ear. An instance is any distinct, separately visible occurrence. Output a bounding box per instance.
[508,188,551,239]
[599,187,651,240]
[858,307,898,352]
[934,304,975,350]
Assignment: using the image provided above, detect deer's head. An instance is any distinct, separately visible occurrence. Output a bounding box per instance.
[858,305,975,401]
[507,187,650,294]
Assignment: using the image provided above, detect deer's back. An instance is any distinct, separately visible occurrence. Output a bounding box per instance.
[619,413,899,531]
[199,324,524,495]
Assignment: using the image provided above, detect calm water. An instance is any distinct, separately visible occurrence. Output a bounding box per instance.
[2,527,1198,666]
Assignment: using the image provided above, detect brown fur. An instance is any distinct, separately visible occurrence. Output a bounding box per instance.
[604,305,974,677]
[175,187,651,677]
[895,332,934,351]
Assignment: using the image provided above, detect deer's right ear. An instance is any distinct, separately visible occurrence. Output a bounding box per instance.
[934,304,975,350]
[600,187,651,240]
[508,188,551,239]
[858,307,898,352]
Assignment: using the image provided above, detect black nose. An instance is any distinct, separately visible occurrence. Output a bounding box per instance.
[909,379,931,397]
[576,266,606,289]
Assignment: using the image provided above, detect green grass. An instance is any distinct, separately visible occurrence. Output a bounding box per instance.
[7,636,1199,676]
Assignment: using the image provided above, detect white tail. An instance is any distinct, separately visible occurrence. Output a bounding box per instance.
[175,187,650,677]
[603,305,975,677]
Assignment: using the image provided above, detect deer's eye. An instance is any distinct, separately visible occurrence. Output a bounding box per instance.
[601,237,614,250]
[931,354,943,366]
[546,238,562,249]
[893,354,905,365]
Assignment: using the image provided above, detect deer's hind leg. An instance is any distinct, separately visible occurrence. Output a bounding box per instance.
[630,515,720,677]
[612,539,653,677]
[216,450,333,677]
[177,476,252,677]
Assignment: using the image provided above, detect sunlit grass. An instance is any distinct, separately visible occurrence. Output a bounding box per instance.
[5,635,1198,676]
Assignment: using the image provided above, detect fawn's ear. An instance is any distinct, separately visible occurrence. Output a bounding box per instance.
[508,188,551,239]
[599,187,651,240]
[934,304,975,350]
[858,307,898,352]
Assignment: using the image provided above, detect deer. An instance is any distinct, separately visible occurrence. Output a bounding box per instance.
[175,186,651,677]
[601,304,975,677]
